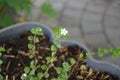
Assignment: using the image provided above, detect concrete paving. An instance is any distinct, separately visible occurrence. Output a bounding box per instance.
[23,0,120,67]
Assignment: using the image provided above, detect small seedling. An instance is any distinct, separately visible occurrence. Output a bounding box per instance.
[98,47,120,58]
[27,27,43,58]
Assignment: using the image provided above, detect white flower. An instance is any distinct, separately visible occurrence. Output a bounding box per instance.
[61,28,68,36]
[23,73,27,77]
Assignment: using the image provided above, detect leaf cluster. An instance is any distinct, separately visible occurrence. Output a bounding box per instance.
[40,3,57,18]
[0,0,31,28]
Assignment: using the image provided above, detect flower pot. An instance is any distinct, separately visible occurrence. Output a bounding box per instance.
[0,22,120,80]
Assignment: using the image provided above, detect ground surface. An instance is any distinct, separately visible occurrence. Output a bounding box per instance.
[21,0,120,67]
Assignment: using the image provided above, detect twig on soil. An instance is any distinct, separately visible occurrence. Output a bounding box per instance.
[4,55,15,58]
[12,76,15,80]
[6,61,11,72]
[7,48,13,54]
[68,62,79,79]
[39,46,50,51]
[18,51,29,56]
[5,75,8,80]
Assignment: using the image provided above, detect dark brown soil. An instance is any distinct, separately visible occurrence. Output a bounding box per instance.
[0,31,118,80]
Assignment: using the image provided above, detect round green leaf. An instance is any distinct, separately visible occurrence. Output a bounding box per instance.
[41,65,47,70]
[37,72,44,79]
[70,58,76,65]
[24,67,30,73]
[56,67,62,74]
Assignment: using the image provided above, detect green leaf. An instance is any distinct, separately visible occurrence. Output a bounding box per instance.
[63,62,69,68]
[103,49,109,53]
[24,67,30,73]
[30,28,43,35]
[34,37,39,43]
[0,60,3,65]
[61,73,68,80]
[79,53,83,59]
[86,52,92,58]
[30,60,36,68]
[44,72,49,78]
[37,72,44,79]
[41,65,47,70]
[62,62,70,72]
[45,56,51,62]
[98,48,103,57]
[28,44,35,50]
[70,58,76,65]
[53,40,61,48]
[98,48,104,57]
[30,69,35,75]
[56,67,62,74]
[51,45,56,52]
[40,3,57,18]
[28,36,33,41]
[52,27,62,38]
[0,47,5,52]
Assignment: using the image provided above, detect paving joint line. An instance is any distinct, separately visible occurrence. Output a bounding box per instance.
[101,1,115,48]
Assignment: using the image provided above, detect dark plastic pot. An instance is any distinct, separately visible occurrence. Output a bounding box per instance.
[0,22,120,79]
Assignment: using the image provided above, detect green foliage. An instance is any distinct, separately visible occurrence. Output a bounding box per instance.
[86,52,93,59]
[28,36,33,41]
[44,72,49,78]
[0,0,31,28]
[98,47,120,58]
[52,27,62,38]
[0,47,5,79]
[41,65,47,70]
[51,45,57,52]
[62,62,70,72]
[53,40,61,48]
[0,16,15,28]
[27,27,43,58]
[37,72,44,79]
[79,53,84,59]
[28,44,35,50]
[98,48,104,57]
[70,58,76,65]
[45,56,51,63]
[55,62,71,80]
[24,67,30,74]
[0,47,5,52]
[0,47,5,65]
[30,28,43,35]
[0,0,57,28]
[40,3,57,18]
[52,27,69,39]
[56,67,63,74]
[5,0,31,13]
